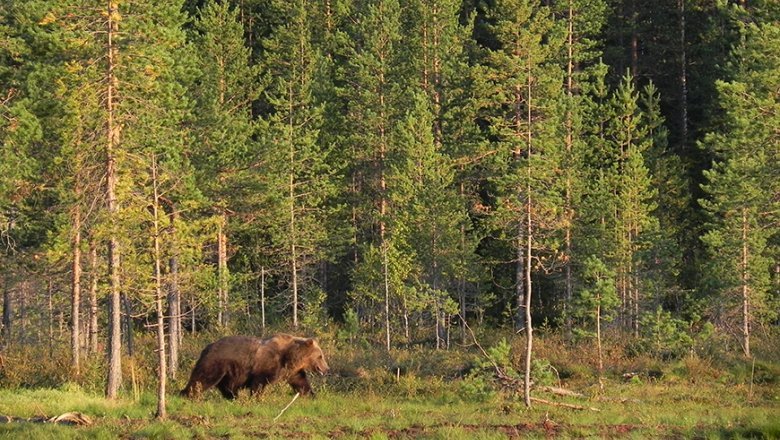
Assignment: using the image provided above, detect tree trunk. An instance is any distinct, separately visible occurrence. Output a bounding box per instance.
[123,293,134,357]
[167,207,180,379]
[563,0,574,342]
[260,267,266,330]
[289,93,299,328]
[741,208,750,358]
[383,243,391,352]
[217,212,228,327]
[151,155,167,419]
[523,57,534,409]
[71,203,82,374]
[88,240,99,354]
[2,277,11,344]
[678,0,688,148]
[380,60,390,352]
[105,0,122,400]
[596,298,604,391]
[48,280,54,354]
[630,0,638,79]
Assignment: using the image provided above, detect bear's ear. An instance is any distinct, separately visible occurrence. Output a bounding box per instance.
[305,338,314,346]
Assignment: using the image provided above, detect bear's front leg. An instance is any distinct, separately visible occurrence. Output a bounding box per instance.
[287,371,313,396]
[248,374,270,396]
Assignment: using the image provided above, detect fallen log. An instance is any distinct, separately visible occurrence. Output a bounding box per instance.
[530,397,601,412]
[0,412,93,426]
[537,386,584,398]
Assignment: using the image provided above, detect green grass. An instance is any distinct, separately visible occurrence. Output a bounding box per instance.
[0,378,777,439]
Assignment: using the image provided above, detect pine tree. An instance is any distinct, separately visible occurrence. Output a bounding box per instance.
[344,0,405,350]
[405,0,483,341]
[192,0,260,328]
[389,93,470,348]
[261,0,335,328]
[553,0,608,338]
[603,71,659,336]
[479,0,565,407]
[700,8,779,357]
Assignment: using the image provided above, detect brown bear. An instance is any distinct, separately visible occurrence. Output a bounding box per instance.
[180,334,329,399]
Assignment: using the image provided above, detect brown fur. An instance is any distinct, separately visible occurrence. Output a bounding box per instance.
[180,334,329,399]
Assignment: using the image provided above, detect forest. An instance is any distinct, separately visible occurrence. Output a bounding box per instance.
[0,0,778,436]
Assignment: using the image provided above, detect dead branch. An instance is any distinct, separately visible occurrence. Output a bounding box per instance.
[273,392,300,422]
[538,386,584,398]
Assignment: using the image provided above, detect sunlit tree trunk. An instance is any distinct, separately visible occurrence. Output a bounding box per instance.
[217,211,228,327]
[70,203,82,374]
[88,240,99,354]
[105,0,123,400]
[523,60,534,409]
[741,208,750,358]
[151,156,167,419]
[1,277,10,343]
[166,206,180,378]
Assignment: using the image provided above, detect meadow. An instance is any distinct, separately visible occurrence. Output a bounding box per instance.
[1,330,778,439]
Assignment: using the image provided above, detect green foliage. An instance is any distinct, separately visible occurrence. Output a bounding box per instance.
[461,338,521,400]
[637,307,694,359]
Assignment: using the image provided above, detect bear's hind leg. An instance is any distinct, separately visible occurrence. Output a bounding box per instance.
[287,371,313,396]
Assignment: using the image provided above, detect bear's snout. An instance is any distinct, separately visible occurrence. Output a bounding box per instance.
[316,361,329,375]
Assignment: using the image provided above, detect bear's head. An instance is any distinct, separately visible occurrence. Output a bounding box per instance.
[290,337,329,375]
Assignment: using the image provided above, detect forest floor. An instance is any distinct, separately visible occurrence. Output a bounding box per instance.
[0,378,777,439]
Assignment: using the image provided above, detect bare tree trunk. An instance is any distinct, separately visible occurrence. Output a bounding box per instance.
[123,293,133,357]
[678,0,688,148]
[1,276,10,344]
[563,0,575,342]
[20,282,26,343]
[741,208,750,358]
[167,206,180,379]
[71,204,82,374]
[289,94,299,328]
[88,240,99,354]
[105,0,122,400]
[523,58,534,409]
[260,267,266,330]
[630,0,638,79]
[380,60,390,352]
[596,299,604,391]
[459,187,467,343]
[217,212,228,327]
[190,300,196,335]
[383,243,390,352]
[47,280,53,354]
[151,155,167,419]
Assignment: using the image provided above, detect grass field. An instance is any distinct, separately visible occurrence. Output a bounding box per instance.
[0,376,777,439]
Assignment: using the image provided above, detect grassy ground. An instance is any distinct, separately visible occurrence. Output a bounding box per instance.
[1,331,779,438]
[0,376,777,439]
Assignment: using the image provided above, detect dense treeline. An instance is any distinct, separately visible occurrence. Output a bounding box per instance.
[0,0,777,402]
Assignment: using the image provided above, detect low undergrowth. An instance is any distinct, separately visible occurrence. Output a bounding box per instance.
[0,328,778,438]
